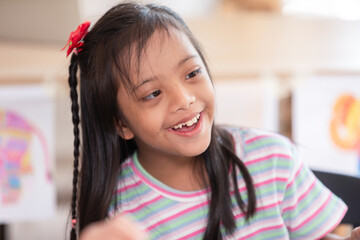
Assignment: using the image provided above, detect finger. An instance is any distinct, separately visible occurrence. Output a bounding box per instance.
[80,216,148,240]
[111,214,149,240]
[352,227,360,240]
[79,221,110,240]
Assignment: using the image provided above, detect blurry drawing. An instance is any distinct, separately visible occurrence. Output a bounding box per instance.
[0,110,50,205]
[293,74,360,177]
[0,85,55,223]
[330,94,360,173]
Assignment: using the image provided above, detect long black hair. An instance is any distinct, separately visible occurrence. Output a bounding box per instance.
[67,3,256,240]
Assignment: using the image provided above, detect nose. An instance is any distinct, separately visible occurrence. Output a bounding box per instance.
[170,84,196,112]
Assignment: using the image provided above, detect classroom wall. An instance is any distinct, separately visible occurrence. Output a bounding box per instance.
[1,0,359,239]
[187,12,360,77]
[0,0,79,43]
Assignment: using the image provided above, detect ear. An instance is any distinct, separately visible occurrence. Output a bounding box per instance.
[115,120,134,140]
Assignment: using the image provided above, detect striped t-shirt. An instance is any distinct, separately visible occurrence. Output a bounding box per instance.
[109,127,347,239]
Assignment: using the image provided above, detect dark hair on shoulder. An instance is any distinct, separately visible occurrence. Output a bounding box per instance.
[67,2,256,240]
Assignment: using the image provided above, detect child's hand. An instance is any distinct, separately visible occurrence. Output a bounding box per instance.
[351,227,360,240]
[79,214,148,240]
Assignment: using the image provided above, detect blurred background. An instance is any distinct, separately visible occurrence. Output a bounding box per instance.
[1,0,360,239]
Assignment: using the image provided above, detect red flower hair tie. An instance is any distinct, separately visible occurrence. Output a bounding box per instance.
[61,21,91,57]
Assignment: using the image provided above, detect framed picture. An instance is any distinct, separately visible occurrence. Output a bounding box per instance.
[0,84,56,223]
[293,73,360,177]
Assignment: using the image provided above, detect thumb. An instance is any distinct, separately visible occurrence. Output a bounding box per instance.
[111,214,149,240]
[351,227,360,240]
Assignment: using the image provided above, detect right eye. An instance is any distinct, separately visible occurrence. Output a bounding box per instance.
[143,90,162,100]
[185,68,202,80]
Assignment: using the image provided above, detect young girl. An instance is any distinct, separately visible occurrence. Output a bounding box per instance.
[64,2,360,240]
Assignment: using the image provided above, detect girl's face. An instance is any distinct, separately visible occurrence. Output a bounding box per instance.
[116,28,215,162]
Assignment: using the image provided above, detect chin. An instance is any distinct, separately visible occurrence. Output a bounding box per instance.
[182,137,211,157]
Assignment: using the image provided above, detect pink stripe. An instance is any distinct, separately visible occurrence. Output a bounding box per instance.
[243,224,285,239]
[245,153,292,166]
[245,135,272,144]
[167,218,207,239]
[117,180,142,193]
[235,177,288,194]
[122,161,131,168]
[317,206,348,240]
[255,177,288,187]
[179,220,284,239]
[130,160,209,198]
[282,178,316,213]
[127,195,163,213]
[235,201,281,220]
[147,201,208,231]
[177,227,206,240]
[289,192,332,231]
[284,161,304,190]
[246,145,285,158]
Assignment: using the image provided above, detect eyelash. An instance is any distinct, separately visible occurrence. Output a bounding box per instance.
[142,68,202,101]
[186,68,202,79]
[143,90,162,100]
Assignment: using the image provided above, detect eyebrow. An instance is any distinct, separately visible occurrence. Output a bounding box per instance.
[177,55,198,69]
[134,78,156,91]
[134,55,198,91]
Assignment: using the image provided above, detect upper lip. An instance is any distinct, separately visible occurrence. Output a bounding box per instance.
[170,112,201,128]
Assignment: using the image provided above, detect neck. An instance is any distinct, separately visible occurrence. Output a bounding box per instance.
[137,150,206,192]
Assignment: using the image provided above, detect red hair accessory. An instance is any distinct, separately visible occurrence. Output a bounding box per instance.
[61,21,91,57]
[71,218,77,228]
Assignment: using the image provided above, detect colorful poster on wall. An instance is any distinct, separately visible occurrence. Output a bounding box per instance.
[0,84,55,223]
[293,74,360,177]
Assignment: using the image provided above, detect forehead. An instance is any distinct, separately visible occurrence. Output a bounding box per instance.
[132,28,198,78]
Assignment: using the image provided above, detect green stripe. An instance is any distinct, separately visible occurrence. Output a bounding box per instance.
[246,157,291,172]
[119,182,148,201]
[221,206,286,238]
[245,138,289,152]
[290,194,338,238]
[283,168,308,200]
[282,182,322,221]
[150,206,208,239]
[253,227,287,239]
[133,198,174,221]
[120,167,133,177]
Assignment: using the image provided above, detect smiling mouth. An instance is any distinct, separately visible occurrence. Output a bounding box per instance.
[171,113,201,130]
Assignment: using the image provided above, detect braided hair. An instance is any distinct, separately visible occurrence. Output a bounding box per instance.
[68,54,80,239]
[66,3,256,239]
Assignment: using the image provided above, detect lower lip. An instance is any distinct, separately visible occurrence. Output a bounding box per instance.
[168,112,203,137]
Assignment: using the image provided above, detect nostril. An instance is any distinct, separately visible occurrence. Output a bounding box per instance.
[176,95,196,111]
[173,92,195,111]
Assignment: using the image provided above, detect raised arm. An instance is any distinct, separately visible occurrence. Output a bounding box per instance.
[322,227,360,240]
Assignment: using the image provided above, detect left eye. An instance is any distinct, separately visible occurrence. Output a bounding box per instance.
[186,68,202,79]
[143,90,162,100]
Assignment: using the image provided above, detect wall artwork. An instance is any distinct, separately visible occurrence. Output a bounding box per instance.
[0,84,55,223]
[293,74,360,177]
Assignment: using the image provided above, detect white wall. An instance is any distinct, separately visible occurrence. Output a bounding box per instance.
[0,0,79,43]
[76,0,220,22]
[186,12,360,77]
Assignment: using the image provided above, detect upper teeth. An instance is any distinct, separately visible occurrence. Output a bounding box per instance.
[172,113,200,129]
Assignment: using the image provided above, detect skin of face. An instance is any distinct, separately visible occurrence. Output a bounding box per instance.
[116,28,215,175]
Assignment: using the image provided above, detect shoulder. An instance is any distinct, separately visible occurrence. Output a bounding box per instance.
[220,125,294,160]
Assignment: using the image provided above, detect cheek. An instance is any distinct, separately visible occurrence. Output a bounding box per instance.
[200,79,215,107]
[131,108,165,133]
